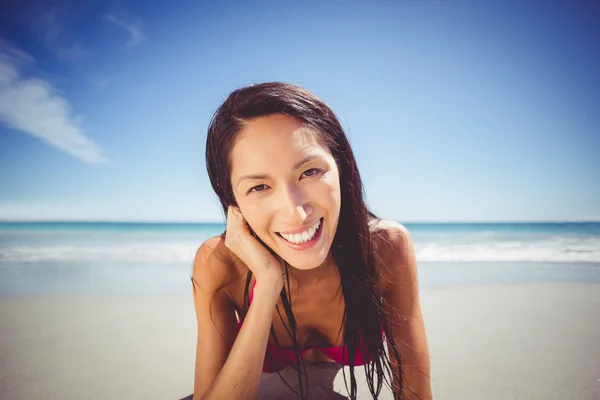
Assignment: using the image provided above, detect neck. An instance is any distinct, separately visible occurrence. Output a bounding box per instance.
[286,251,338,288]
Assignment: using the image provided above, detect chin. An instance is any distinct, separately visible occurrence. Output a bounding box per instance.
[284,254,329,270]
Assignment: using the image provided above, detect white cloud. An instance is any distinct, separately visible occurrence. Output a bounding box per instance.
[104,13,146,47]
[0,42,108,164]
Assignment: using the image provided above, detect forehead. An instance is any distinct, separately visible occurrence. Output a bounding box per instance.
[230,114,329,174]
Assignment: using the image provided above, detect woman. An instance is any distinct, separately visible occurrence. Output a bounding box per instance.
[191,82,431,399]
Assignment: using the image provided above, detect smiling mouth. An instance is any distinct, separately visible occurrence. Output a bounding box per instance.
[276,217,324,246]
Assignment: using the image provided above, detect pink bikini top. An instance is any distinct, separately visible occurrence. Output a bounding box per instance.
[237,281,373,373]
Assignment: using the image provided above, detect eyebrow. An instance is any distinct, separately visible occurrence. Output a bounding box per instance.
[235,155,321,188]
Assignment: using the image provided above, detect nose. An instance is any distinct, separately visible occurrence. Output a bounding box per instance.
[279,183,312,226]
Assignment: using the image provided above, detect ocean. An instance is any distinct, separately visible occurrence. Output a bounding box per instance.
[1,222,599,295]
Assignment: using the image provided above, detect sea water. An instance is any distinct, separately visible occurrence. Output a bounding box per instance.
[0,222,598,295]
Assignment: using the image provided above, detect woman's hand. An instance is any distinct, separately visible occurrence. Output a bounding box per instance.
[225,206,284,293]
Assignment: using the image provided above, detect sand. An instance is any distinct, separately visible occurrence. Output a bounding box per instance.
[1,283,599,400]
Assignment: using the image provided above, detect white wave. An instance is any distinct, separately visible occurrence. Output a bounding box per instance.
[415,237,600,263]
[1,236,599,264]
[0,242,200,263]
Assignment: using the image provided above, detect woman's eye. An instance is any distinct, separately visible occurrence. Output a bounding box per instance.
[248,184,268,194]
[247,169,321,195]
[302,168,321,178]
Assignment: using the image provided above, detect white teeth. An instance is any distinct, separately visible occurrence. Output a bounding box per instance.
[280,219,321,244]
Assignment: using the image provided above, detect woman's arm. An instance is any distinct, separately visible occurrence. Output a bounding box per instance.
[192,237,280,400]
[378,222,432,400]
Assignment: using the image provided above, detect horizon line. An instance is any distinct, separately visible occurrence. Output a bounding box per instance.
[1,219,599,224]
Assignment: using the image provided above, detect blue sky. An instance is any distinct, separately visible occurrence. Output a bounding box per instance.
[0,0,598,223]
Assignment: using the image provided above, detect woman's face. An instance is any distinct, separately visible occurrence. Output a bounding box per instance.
[229,113,341,270]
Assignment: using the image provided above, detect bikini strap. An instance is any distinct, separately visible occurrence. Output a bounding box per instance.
[248,279,257,304]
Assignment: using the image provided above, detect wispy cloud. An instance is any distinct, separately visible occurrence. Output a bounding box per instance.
[86,71,112,90]
[0,41,108,164]
[104,13,146,47]
[25,3,89,63]
[0,38,34,65]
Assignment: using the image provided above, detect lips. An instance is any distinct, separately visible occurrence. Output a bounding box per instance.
[276,217,324,250]
[278,218,321,243]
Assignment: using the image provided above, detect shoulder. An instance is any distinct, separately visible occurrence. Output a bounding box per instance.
[370,219,412,244]
[192,235,248,295]
[370,219,418,295]
[370,219,414,260]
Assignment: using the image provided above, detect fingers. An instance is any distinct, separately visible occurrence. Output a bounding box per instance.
[227,206,249,236]
[226,206,258,258]
[225,205,283,279]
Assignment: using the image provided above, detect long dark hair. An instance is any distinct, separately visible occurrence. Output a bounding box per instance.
[204,82,407,399]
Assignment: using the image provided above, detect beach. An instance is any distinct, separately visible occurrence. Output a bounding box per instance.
[1,281,599,399]
[1,222,599,399]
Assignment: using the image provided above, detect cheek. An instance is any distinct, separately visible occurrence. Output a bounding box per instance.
[322,186,340,211]
[239,204,273,237]
[322,173,342,211]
